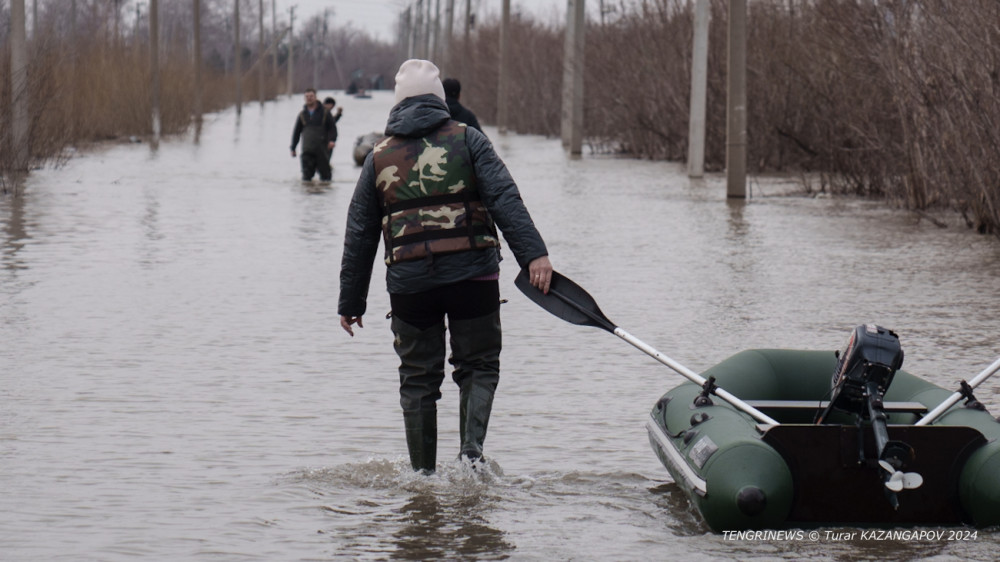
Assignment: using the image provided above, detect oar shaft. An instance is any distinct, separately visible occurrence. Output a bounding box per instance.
[916,355,1000,426]
[613,327,780,426]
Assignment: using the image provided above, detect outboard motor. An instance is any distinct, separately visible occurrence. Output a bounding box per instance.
[827,324,904,415]
[817,324,921,507]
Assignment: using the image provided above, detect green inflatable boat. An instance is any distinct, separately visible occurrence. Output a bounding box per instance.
[647,326,1000,531]
[513,270,1000,532]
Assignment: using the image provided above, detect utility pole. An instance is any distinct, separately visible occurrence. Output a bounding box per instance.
[10,0,29,175]
[443,0,454,73]
[403,7,414,60]
[258,0,265,106]
[194,0,203,120]
[687,0,709,178]
[70,0,77,141]
[463,0,471,76]
[726,0,747,198]
[423,0,431,59]
[287,6,295,96]
[414,0,424,59]
[151,0,162,144]
[235,0,242,116]
[497,0,510,134]
[272,0,278,78]
[313,10,328,90]
[561,0,585,155]
[432,0,441,62]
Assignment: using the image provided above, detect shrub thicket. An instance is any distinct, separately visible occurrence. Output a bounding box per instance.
[453,0,1000,235]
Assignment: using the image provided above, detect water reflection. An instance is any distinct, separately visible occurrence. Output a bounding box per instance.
[391,492,514,560]
[1,192,29,272]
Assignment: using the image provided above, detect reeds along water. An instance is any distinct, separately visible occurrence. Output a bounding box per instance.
[4,1,998,235]
[453,0,1000,236]
[0,35,283,193]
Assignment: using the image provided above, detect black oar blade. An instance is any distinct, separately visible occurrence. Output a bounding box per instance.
[514,269,617,333]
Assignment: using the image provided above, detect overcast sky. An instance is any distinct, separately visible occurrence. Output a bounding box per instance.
[276,0,589,42]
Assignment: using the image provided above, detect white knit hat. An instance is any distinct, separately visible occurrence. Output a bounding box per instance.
[393,59,446,104]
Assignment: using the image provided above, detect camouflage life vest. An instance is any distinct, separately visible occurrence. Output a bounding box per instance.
[373,121,500,265]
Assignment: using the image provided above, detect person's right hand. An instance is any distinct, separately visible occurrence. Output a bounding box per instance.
[527,256,553,294]
[341,315,363,337]
[291,150,296,157]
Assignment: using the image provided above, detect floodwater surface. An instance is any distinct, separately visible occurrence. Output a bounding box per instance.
[3,92,1000,561]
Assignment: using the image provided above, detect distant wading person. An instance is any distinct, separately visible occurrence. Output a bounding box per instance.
[338,59,553,474]
[322,97,344,164]
[442,78,482,133]
[290,88,336,181]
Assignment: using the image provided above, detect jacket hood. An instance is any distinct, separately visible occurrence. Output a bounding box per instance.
[385,95,452,138]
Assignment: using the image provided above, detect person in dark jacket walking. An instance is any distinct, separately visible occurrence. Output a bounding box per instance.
[442,78,482,132]
[322,97,343,164]
[290,89,336,181]
[338,59,553,474]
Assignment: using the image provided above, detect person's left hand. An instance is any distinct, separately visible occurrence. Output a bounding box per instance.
[527,256,553,294]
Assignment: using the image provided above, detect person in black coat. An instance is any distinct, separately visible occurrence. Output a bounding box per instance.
[339,60,552,474]
[442,78,482,133]
[290,89,336,181]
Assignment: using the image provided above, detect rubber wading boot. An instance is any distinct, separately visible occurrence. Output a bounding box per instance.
[403,410,437,474]
[449,310,502,464]
[392,316,447,475]
[459,384,495,463]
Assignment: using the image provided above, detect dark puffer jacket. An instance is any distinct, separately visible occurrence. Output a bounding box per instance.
[338,94,548,317]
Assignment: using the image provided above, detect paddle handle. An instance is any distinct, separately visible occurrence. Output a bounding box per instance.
[915,355,1000,426]
[613,327,780,426]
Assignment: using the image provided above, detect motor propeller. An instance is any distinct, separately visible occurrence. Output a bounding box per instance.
[879,460,923,492]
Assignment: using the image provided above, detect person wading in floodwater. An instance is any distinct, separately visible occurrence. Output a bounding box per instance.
[338,59,553,474]
[442,78,482,133]
[322,97,343,164]
[290,88,336,181]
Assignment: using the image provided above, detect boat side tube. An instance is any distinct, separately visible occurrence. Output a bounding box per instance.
[874,368,1000,526]
[648,382,793,531]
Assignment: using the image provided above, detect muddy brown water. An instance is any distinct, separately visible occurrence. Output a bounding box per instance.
[3,92,999,560]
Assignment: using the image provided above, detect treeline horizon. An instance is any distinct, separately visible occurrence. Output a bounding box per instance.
[451,0,1000,237]
[0,0,399,193]
[3,0,999,238]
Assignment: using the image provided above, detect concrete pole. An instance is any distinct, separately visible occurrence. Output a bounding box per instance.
[406,7,415,59]
[443,0,454,73]
[687,0,709,178]
[271,0,277,77]
[414,0,424,59]
[70,0,77,141]
[235,0,242,116]
[10,0,30,173]
[287,7,295,96]
[424,0,432,60]
[151,0,162,143]
[194,0,203,119]
[561,0,584,154]
[431,0,440,62]
[726,0,747,198]
[258,0,265,106]
[463,0,471,76]
[497,0,510,134]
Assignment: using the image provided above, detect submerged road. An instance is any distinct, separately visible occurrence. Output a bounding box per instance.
[2,91,1000,560]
